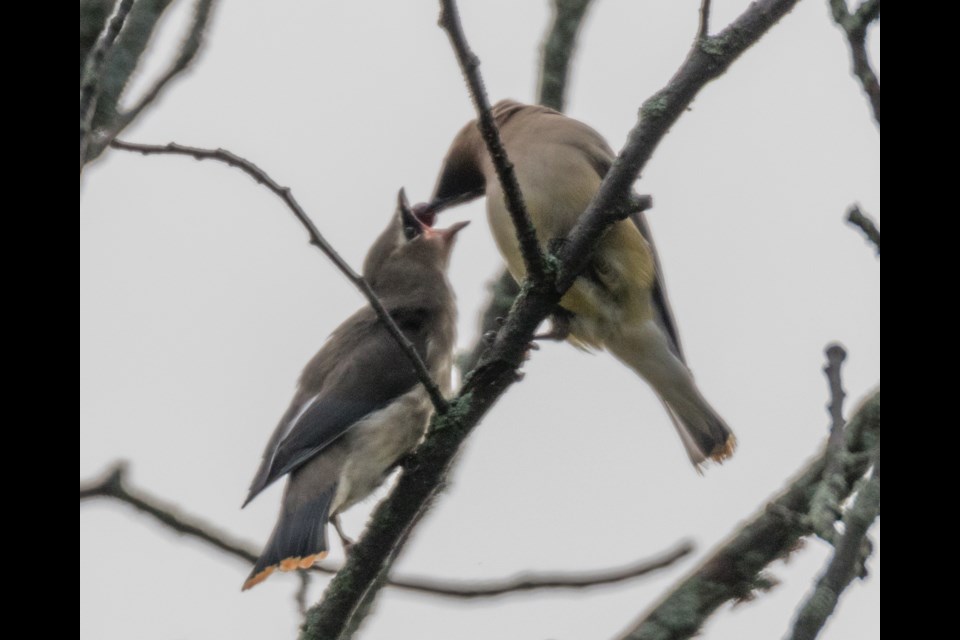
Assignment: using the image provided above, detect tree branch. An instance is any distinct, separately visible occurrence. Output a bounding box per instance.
[787,451,880,640]
[846,205,880,255]
[438,0,548,284]
[79,462,693,598]
[697,0,713,40]
[80,462,260,563]
[618,390,880,640]
[93,0,216,159]
[397,543,695,598]
[458,0,594,375]
[806,344,848,541]
[109,139,450,414]
[80,0,115,76]
[556,0,801,292]
[80,0,135,173]
[537,0,595,111]
[301,2,801,638]
[828,0,881,127]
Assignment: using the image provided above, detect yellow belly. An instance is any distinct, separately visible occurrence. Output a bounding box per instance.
[485,174,656,349]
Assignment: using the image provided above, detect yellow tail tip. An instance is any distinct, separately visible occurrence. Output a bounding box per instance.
[241,551,328,591]
[709,434,737,463]
[241,566,275,591]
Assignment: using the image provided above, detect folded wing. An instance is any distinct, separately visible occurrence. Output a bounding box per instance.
[243,309,427,506]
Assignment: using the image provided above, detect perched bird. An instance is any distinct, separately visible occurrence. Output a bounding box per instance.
[241,191,466,590]
[418,100,735,466]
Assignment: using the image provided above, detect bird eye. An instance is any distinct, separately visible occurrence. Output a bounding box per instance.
[403,224,422,240]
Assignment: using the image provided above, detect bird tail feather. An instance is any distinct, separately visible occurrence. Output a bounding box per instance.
[242,484,336,590]
[605,321,735,467]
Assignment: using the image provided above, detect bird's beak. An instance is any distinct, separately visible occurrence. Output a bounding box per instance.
[425,220,470,244]
[398,188,431,239]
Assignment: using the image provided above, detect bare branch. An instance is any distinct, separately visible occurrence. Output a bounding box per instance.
[96,0,216,155]
[846,205,880,255]
[618,390,880,640]
[807,344,848,541]
[460,0,595,375]
[437,0,549,284]
[302,2,802,638]
[399,542,693,599]
[537,0,595,111]
[787,451,881,640]
[109,139,450,414]
[556,0,802,292]
[80,462,260,564]
[80,0,115,75]
[80,0,135,173]
[697,0,713,40]
[855,0,881,22]
[828,0,881,127]
[80,462,692,598]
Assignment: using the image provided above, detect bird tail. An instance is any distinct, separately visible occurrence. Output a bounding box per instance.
[242,484,336,590]
[605,321,735,467]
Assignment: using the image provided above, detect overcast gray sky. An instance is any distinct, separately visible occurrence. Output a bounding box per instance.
[80,1,880,638]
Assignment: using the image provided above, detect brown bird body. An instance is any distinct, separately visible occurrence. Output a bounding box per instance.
[242,194,464,589]
[427,100,735,466]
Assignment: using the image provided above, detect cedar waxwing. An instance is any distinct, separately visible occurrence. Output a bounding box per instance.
[241,191,466,590]
[419,100,735,466]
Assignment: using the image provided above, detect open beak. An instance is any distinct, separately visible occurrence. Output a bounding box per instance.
[398,188,429,240]
[425,220,470,243]
[398,188,470,244]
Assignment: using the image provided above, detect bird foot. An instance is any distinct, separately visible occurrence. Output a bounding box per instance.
[332,515,355,554]
[534,308,573,342]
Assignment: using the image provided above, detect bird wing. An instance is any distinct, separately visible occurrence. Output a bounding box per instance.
[574,129,687,363]
[627,210,686,363]
[243,307,429,506]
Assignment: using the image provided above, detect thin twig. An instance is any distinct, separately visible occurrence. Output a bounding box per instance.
[80,462,260,564]
[301,2,802,639]
[807,344,848,541]
[80,0,135,173]
[619,391,880,640]
[828,0,881,127]
[698,0,713,40]
[109,139,449,413]
[537,0,595,111]
[787,451,881,640]
[438,0,549,285]
[846,205,880,255]
[410,543,693,598]
[79,462,692,598]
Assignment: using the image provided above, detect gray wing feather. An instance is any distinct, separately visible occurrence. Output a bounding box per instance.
[628,210,686,363]
[243,309,428,506]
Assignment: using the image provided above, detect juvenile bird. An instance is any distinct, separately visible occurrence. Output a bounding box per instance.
[241,191,466,590]
[419,100,734,466]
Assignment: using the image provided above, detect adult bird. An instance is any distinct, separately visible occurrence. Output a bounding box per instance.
[241,191,466,590]
[417,100,734,467]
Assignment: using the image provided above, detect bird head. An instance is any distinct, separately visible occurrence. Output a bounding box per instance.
[363,189,469,291]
